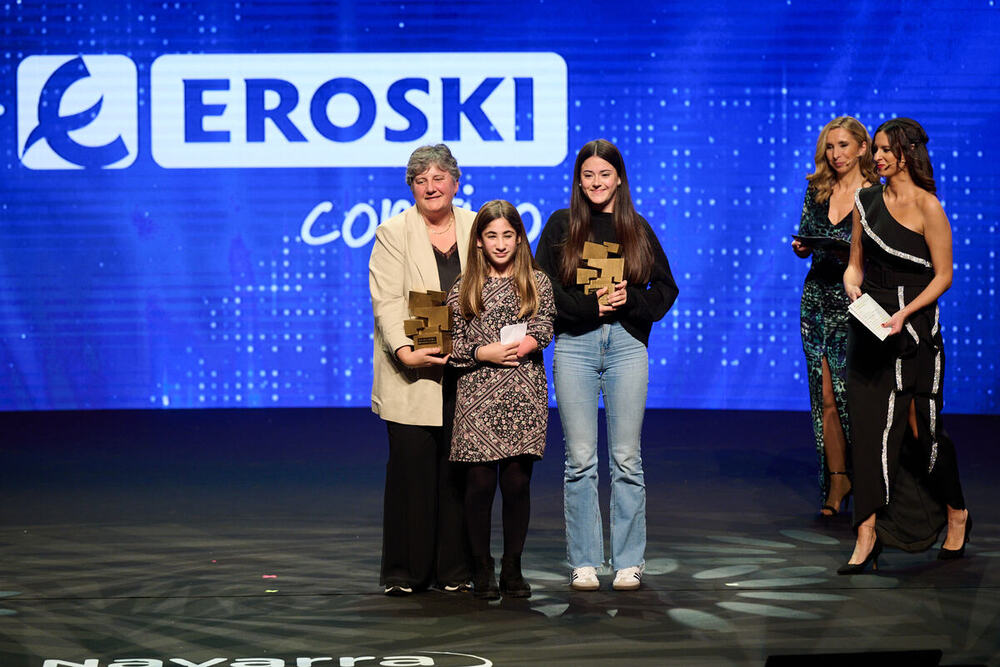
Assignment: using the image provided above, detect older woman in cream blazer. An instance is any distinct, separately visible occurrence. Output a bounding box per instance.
[369,144,475,595]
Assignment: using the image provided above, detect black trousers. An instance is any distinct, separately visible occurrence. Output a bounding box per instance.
[380,398,471,588]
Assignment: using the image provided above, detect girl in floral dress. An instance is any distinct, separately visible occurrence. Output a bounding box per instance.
[448,200,555,600]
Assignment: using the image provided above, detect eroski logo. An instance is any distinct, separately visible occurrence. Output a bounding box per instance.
[17,55,138,169]
[150,52,567,168]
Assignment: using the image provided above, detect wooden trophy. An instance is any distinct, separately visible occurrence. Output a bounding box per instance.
[403,290,452,355]
[576,241,624,306]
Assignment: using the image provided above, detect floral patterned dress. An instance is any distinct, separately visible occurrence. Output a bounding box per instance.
[448,271,555,463]
[798,187,853,498]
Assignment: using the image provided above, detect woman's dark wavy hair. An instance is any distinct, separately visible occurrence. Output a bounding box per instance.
[558,139,654,286]
[874,118,936,194]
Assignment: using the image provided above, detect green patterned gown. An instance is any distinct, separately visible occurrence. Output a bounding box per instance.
[797,187,852,498]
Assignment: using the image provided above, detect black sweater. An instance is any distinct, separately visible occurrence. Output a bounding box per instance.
[534,209,679,346]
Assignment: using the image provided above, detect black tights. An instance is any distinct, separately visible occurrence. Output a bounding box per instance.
[465,456,534,558]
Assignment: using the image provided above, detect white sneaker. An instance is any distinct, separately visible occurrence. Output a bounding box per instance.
[570,566,600,591]
[384,584,413,596]
[612,565,643,591]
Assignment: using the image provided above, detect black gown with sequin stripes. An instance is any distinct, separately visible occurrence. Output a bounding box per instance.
[847,185,965,552]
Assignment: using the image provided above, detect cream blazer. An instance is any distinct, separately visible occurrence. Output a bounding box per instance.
[369,204,475,426]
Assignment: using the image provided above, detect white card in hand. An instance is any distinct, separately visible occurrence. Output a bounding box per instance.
[848,293,892,341]
[499,323,527,345]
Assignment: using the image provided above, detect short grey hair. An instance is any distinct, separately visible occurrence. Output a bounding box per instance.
[405,144,461,187]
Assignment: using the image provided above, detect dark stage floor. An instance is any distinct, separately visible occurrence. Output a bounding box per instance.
[1,408,998,666]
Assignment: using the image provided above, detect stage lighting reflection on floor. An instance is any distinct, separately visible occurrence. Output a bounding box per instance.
[716,601,822,619]
[534,604,570,618]
[0,591,19,616]
[842,575,901,587]
[693,564,761,579]
[698,557,787,566]
[531,594,571,618]
[668,608,736,631]
[723,577,828,589]
[736,591,848,602]
[756,565,827,577]
[707,535,795,549]
[643,557,680,575]
[778,529,841,545]
[673,544,779,555]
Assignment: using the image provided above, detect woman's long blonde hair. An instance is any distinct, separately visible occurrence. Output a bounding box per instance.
[458,200,540,320]
[806,116,878,203]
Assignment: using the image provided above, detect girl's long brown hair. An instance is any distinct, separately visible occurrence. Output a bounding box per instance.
[558,139,654,286]
[806,116,878,203]
[458,200,540,320]
[874,118,936,194]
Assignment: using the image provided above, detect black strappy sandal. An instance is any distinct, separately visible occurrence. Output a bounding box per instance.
[820,471,852,516]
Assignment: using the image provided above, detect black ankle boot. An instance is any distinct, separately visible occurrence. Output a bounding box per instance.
[499,554,531,598]
[472,556,499,600]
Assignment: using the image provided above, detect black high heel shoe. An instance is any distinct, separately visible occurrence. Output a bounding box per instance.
[820,471,853,517]
[937,512,973,560]
[837,537,882,575]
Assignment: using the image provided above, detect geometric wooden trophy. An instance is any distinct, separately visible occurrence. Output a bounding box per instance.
[403,290,452,355]
[576,241,624,305]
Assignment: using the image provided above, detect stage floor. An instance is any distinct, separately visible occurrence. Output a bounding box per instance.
[1,408,998,666]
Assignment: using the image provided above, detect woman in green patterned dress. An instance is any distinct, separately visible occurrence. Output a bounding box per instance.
[792,117,877,517]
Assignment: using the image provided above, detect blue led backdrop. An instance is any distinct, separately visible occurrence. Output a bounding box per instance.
[1,1,997,412]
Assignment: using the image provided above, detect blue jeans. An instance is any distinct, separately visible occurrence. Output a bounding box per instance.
[553,321,648,570]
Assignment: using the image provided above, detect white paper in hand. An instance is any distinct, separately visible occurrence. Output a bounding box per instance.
[848,293,892,341]
[499,322,527,345]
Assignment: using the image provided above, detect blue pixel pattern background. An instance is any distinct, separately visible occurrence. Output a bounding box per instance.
[1,1,997,412]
